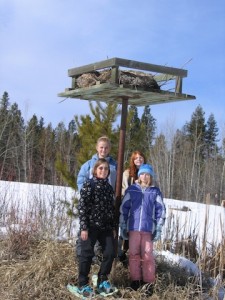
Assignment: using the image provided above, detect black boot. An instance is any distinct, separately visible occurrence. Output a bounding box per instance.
[130,280,142,291]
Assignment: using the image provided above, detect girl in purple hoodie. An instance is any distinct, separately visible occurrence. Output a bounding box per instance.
[119,164,166,291]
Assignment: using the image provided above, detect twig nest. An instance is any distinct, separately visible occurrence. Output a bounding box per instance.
[75,69,160,90]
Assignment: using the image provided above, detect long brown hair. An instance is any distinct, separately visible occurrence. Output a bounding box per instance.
[129,151,146,180]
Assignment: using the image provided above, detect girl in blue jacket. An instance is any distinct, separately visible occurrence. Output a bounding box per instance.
[119,164,166,291]
[77,136,117,192]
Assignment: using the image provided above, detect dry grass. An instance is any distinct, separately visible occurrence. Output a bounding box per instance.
[0,233,224,300]
[0,239,76,300]
[0,185,224,299]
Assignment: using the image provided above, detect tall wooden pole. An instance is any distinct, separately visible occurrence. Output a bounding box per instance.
[115,97,128,236]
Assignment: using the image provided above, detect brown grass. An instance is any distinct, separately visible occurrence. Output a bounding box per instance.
[0,234,224,300]
[0,187,224,299]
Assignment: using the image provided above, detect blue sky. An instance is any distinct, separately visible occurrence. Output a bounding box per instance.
[0,0,224,139]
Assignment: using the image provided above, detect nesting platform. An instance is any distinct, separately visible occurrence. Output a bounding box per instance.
[58,57,195,106]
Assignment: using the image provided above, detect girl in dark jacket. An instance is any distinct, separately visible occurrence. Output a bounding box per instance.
[76,158,117,298]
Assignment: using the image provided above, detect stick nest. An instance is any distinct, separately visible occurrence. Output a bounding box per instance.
[75,69,160,91]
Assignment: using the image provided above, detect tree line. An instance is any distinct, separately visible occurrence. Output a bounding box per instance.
[0,91,224,204]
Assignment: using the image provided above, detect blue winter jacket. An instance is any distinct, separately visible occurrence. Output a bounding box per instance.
[77,153,117,192]
[120,183,166,233]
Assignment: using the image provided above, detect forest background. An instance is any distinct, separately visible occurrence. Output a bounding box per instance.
[0,91,224,204]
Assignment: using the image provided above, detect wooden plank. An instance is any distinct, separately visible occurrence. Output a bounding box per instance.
[68,58,118,77]
[110,66,119,84]
[58,82,195,106]
[114,58,188,77]
[68,57,188,78]
[175,77,182,93]
[154,74,176,82]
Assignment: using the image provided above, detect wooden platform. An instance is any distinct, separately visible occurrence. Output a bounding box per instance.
[58,57,196,106]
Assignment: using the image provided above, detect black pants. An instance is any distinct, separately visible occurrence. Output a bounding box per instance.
[77,228,115,287]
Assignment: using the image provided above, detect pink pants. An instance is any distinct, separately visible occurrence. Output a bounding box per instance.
[129,231,155,283]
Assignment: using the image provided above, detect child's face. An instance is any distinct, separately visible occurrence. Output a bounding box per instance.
[133,155,144,167]
[96,141,110,158]
[139,173,151,186]
[96,163,109,179]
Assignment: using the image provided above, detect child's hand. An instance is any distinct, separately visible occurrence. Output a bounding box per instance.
[153,225,162,242]
[119,222,129,240]
[113,230,117,239]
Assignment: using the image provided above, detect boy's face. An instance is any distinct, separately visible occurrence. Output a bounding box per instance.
[96,141,110,158]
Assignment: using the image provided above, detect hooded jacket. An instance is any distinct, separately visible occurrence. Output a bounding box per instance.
[77,153,117,192]
[120,183,166,233]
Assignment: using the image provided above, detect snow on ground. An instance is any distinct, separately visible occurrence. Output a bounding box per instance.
[0,180,78,239]
[0,180,224,247]
[154,249,225,300]
[163,198,224,250]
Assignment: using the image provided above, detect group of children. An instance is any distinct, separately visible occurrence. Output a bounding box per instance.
[72,136,166,298]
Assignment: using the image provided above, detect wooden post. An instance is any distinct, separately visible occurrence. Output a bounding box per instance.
[114,97,128,251]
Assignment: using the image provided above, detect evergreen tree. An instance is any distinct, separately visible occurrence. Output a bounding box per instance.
[67,120,79,170]
[124,105,141,165]
[151,133,168,190]
[51,119,79,186]
[172,128,194,200]
[124,105,156,165]
[7,103,24,181]
[0,93,24,180]
[25,115,45,182]
[0,91,10,112]
[181,106,207,200]
[0,92,11,179]
[60,120,80,181]
[185,105,206,159]
[39,123,56,184]
[75,114,93,163]
[205,113,219,157]
[140,105,156,160]
[75,101,120,166]
[54,121,67,155]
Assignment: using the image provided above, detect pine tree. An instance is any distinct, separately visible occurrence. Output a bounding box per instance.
[205,113,219,157]
[56,120,80,183]
[25,115,45,182]
[0,92,11,179]
[7,103,24,181]
[0,91,10,112]
[185,105,206,159]
[39,123,56,184]
[75,101,120,166]
[151,133,167,189]
[66,120,79,173]
[181,106,207,200]
[0,93,24,180]
[124,105,141,165]
[172,128,193,200]
[140,105,156,160]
